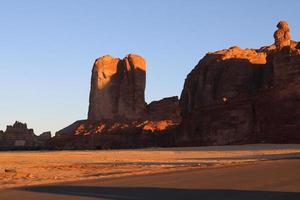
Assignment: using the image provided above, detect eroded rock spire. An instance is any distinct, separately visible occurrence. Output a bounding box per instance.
[274,20,291,50]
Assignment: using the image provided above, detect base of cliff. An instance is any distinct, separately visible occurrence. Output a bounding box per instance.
[48,119,180,150]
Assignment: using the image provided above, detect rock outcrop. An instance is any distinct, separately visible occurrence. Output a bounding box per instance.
[274,21,291,50]
[52,118,179,149]
[179,21,300,145]
[38,131,52,144]
[146,96,181,121]
[51,55,181,149]
[52,96,181,149]
[51,21,300,150]
[0,121,51,150]
[88,54,146,121]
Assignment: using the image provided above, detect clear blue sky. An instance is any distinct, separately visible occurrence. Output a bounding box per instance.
[0,0,299,135]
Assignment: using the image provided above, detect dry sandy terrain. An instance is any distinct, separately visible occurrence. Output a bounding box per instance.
[1,144,300,190]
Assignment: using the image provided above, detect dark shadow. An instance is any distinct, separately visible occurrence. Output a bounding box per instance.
[20,186,300,200]
[181,153,300,161]
[296,42,300,49]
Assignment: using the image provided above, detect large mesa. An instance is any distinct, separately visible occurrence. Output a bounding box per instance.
[179,20,300,145]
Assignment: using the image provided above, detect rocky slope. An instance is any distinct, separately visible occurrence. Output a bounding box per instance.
[51,98,180,149]
[179,21,300,145]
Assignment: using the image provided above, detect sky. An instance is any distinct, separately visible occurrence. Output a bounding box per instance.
[0,0,299,135]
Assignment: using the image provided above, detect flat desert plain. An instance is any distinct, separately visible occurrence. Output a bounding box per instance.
[1,144,300,190]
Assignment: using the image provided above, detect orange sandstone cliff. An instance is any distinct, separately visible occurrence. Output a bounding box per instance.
[179,21,300,145]
[88,54,146,121]
[50,21,300,149]
[50,55,180,149]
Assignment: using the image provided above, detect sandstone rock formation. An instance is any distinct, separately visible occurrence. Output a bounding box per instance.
[179,21,300,145]
[53,117,179,149]
[53,96,181,149]
[52,21,300,150]
[146,96,181,121]
[38,131,52,143]
[0,121,52,150]
[3,121,36,148]
[57,97,180,137]
[274,21,291,50]
[0,131,4,147]
[88,54,146,121]
[51,54,181,149]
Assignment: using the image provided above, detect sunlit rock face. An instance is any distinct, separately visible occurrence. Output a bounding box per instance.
[52,53,182,149]
[274,21,291,50]
[54,96,181,150]
[179,21,300,145]
[53,21,300,150]
[88,54,146,121]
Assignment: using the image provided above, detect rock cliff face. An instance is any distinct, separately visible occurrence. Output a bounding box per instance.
[179,21,300,145]
[88,54,146,121]
[51,55,181,149]
[146,96,181,121]
[52,21,300,149]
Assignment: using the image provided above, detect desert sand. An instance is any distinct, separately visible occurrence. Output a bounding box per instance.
[1,144,300,190]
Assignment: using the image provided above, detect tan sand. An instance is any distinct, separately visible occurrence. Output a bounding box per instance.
[1,144,300,190]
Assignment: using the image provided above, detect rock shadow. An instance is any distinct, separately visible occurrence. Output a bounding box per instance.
[20,185,300,200]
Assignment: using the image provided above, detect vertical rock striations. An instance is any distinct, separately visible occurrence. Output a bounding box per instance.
[179,47,269,145]
[53,54,181,149]
[88,54,146,121]
[53,21,300,150]
[179,21,300,145]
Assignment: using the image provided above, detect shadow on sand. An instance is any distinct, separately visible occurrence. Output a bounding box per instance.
[20,185,300,200]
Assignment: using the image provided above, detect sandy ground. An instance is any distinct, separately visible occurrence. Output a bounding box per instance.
[1,144,300,190]
[2,159,298,200]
